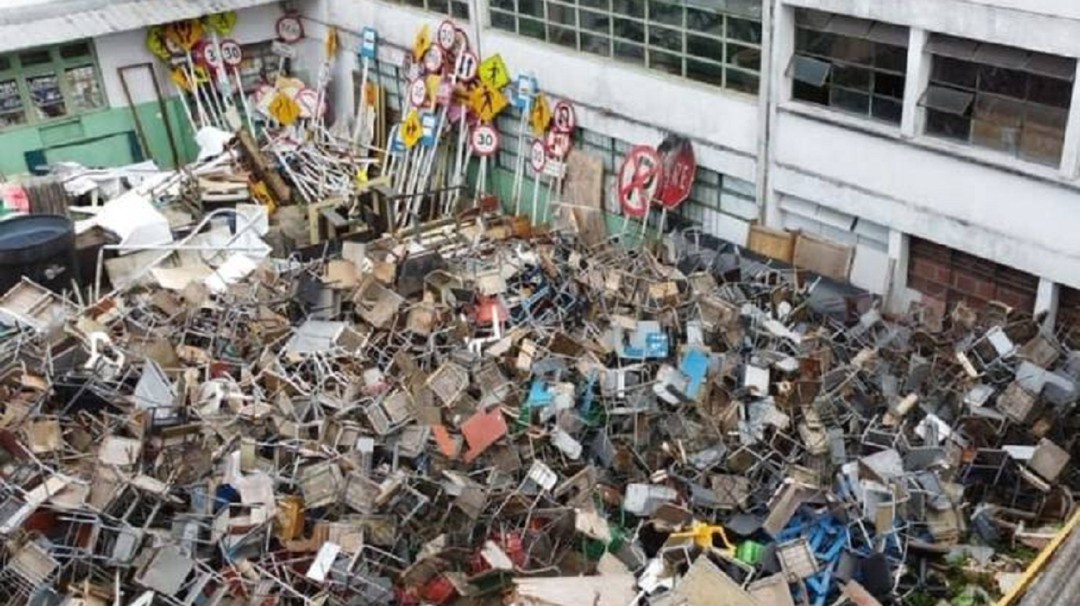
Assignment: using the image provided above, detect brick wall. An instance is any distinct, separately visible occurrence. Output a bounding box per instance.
[907,237,1038,313]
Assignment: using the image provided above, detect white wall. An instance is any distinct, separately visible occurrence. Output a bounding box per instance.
[94,3,288,109]
[308,0,761,186]
[772,110,1080,289]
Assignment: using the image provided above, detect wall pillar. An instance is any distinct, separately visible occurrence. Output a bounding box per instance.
[1035,278,1060,332]
[901,28,928,139]
[1059,61,1080,178]
[885,229,910,314]
[762,1,794,228]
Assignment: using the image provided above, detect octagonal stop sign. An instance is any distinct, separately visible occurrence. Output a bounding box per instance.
[656,134,696,209]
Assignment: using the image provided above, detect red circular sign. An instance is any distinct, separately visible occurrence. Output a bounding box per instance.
[545,131,571,159]
[552,100,576,133]
[220,39,244,67]
[618,146,663,218]
[656,135,696,209]
[530,140,547,173]
[470,124,500,157]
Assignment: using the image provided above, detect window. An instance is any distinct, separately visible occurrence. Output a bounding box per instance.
[789,9,908,124]
[391,0,470,19]
[490,0,763,94]
[921,34,1075,166]
[0,41,105,129]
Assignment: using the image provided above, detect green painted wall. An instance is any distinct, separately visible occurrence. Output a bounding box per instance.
[0,96,198,177]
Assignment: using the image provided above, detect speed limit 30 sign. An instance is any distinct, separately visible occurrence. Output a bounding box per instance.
[470,124,500,157]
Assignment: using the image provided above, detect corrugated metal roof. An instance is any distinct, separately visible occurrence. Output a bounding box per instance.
[0,0,285,54]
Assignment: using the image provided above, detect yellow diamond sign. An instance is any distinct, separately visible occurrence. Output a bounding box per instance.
[413,24,432,61]
[479,54,510,90]
[470,82,508,123]
[402,110,423,149]
[531,93,552,137]
[269,93,301,126]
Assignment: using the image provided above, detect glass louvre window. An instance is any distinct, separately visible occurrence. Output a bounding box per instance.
[921,34,1075,166]
[489,0,763,94]
[789,9,908,124]
[0,40,105,130]
[393,0,470,19]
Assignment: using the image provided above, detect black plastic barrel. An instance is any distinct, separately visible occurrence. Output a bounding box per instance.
[0,214,77,295]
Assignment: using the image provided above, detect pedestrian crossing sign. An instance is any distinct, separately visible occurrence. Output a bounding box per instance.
[479,54,511,90]
[531,93,552,137]
[469,82,508,123]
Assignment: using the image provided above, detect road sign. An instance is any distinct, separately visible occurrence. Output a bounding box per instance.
[435,78,453,105]
[165,20,203,52]
[542,159,566,179]
[545,131,571,159]
[656,134,696,209]
[413,24,432,60]
[437,20,456,50]
[552,100,576,133]
[470,82,508,123]
[408,78,427,107]
[453,28,470,54]
[514,74,537,110]
[421,112,439,147]
[220,40,243,67]
[423,46,444,74]
[360,28,378,59]
[402,110,423,148]
[479,54,511,90]
[276,15,304,43]
[196,40,222,69]
[531,93,552,137]
[206,11,236,35]
[617,146,663,218]
[146,26,170,60]
[454,51,479,82]
[529,140,547,172]
[269,93,301,126]
[297,88,323,118]
[471,124,500,156]
[271,40,297,60]
[389,125,405,153]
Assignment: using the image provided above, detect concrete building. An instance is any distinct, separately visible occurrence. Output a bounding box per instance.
[1,0,1078,328]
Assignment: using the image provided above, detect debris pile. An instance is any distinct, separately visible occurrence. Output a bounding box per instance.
[0,195,1077,605]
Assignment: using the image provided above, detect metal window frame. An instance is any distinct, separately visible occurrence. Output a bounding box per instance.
[925,37,1075,163]
[390,0,470,20]
[489,0,762,92]
[0,39,108,131]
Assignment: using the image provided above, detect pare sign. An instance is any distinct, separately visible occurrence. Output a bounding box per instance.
[656,134,696,209]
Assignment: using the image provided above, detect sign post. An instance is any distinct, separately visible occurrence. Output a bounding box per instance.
[511,74,536,216]
[353,27,378,147]
[529,139,546,225]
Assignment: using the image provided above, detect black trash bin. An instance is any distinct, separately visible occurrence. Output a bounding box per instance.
[0,214,78,294]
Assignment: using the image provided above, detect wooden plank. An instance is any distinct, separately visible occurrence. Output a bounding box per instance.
[748,224,796,263]
[793,232,854,282]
